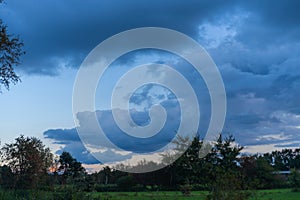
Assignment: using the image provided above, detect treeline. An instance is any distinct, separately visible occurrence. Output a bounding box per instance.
[1,135,300,200]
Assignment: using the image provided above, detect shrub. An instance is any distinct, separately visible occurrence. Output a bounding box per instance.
[289,169,300,192]
[116,175,137,191]
[179,183,192,196]
[94,184,118,192]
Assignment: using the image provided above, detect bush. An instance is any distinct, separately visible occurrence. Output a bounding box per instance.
[289,169,300,192]
[132,184,145,192]
[116,175,137,191]
[94,184,118,192]
[192,183,209,191]
[179,183,192,196]
[207,170,251,200]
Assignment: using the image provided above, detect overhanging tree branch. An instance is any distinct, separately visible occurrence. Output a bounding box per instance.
[0,4,25,92]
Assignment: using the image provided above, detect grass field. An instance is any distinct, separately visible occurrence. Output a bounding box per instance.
[252,189,300,200]
[92,191,207,200]
[1,188,299,199]
[89,189,300,200]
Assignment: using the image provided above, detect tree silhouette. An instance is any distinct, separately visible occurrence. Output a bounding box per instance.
[289,168,300,192]
[0,1,25,92]
[0,135,53,189]
[58,151,85,186]
[206,135,246,200]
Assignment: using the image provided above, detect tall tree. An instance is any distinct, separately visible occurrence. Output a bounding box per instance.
[0,1,25,92]
[58,151,85,178]
[240,155,276,189]
[206,135,246,200]
[289,168,300,192]
[0,135,53,189]
[169,135,207,185]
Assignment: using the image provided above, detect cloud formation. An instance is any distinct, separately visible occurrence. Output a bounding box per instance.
[1,0,236,75]
[8,0,296,162]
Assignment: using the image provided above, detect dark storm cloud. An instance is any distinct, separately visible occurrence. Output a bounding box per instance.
[44,128,80,144]
[44,128,100,164]
[44,100,181,164]
[0,0,237,75]
[191,0,300,148]
[30,0,300,156]
[241,1,300,33]
[44,127,132,164]
[1,0,299,76]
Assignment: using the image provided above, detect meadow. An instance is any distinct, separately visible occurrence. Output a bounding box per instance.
[91,189,300,200]
[1,189,299,200]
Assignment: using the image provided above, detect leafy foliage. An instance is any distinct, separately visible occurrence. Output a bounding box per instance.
[58,151,85,177]
[1,133,300,198]
[0,18,25,92]
[205,135,247,199]
[289,169,300,192]
[0,135,53,189]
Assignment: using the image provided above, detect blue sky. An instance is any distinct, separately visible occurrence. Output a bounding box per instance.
[1,0,300,168]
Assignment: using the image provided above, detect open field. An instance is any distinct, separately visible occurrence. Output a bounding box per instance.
[90,189,300,200]
[1,188,300,199]
[92,191,208,200]
[252,189,300,200]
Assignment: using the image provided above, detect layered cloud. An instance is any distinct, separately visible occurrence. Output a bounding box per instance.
[2,0,299,163]
[0,0,236,75]
[44,101,182,165]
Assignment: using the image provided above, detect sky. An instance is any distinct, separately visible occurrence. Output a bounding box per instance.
[1,0,300,170]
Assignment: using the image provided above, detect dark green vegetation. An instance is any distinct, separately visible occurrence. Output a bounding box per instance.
[0,189,299,200]
[1,134,300,199]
